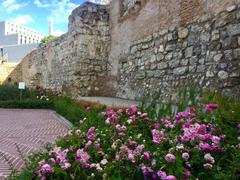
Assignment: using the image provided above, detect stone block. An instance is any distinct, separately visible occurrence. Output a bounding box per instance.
[169,60,180,68]
[218,71,228,80]
[185,46,193,58]
[227,23,240,36]
[197,65,205,73]
[206,71,214,77]
[158,62,168,70]
[173,67,188,75]
[200,32,210,42]
[211,30,220,41]
[226,5,236,12]
[213,54,223,62]
[178,28,189,39]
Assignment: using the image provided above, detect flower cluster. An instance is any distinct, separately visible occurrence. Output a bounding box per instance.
[33,103,229,179]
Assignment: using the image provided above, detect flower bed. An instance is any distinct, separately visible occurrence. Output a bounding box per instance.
[12,101,240,180]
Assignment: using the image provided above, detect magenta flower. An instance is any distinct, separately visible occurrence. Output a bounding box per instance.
[143,151,151,160]
[151,129,165,144]
[85,141,92,150]
[41,164,54,174]
[165,153,175,162]
[205,104,218,112]
[153,123,160,129]
[129,105,138,114]
[86,127,96,141]
[157,170,167,179]
[166,175,177,180]
[211,136,220,144]
[183,169,191,179]
[76,149,90,164]
[38,160,46,167]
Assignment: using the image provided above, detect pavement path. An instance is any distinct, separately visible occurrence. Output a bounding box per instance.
[0,109,70,179]
[78,97,139,107]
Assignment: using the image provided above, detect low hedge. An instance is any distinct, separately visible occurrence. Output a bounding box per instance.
[0,99,53,109]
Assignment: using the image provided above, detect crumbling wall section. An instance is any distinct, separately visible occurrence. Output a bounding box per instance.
[7,2,111,98]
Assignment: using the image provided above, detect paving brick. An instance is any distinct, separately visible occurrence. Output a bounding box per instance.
[0,109,69,179]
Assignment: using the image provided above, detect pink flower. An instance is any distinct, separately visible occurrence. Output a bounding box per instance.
[140,164,154,177]
[76,149,90,164]
[205,104,218,112]
[198,125,207,133]
[86,127,96,141]
[204,153,215,164]
[151,129,165,144]
[211,136,220,144]
[129,105,138,114]
[165,153,175,162]
[203,163,213,169]
[151,159,157,166]
[105,118,111,126]
[134,145,144,156]
[115,152,121,161]
[48,158,56,164]
[182,152,190,161]
[157,170,167,179]
[85,107,91,112]
[41,164,54,174]
[62,162,71,171]
[38,160,46,167]
[85,141,92,150]
[166,175,177,180]
[153,123,160,129]
[116,124,127,131]
[100,159,108,165]
[183,169,191,179]
[143,151,151,160]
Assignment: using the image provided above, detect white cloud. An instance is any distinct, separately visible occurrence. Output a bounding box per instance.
[10,14,34,25]
[33,0,51,8]
[34,0,78,25]
[2,0,28,13]
[53,29,65,37]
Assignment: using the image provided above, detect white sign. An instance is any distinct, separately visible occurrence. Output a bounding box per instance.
[18,82,25,89]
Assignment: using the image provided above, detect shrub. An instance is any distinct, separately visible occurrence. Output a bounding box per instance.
[9,93,240,180]
[0,99,53,109]
[39,35,56,46]
[0,84,37,101]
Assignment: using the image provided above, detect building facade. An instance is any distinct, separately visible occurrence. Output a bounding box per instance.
[0,21,46,62]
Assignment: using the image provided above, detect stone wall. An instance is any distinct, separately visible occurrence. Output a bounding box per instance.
[117,4,240,99]
[6,2,111,98]
[5,1,240,100]
[0,62,18,84]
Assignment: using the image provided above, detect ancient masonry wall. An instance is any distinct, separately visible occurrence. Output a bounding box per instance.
[111,0,240,99]
[0,62,18,84]
[6,2,111,98]
[6,0,240,100]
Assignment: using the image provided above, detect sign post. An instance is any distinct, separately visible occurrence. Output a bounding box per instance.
[18,82,25,101]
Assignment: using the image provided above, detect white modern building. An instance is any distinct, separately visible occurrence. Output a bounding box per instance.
[0,20,46,62]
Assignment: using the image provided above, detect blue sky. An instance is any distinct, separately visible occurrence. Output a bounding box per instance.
[0,0,102,36]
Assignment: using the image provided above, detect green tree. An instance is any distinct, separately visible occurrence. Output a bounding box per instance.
[39,35,56,46]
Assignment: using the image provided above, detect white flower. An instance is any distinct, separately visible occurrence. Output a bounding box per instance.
[176,144,184,150]
[100,159,108,165]
[96,163,103,172]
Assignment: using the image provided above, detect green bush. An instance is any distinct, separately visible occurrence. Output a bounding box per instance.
[0,84,37,101]
[39,35,56,46]
[0,99,53,109]
[9,91,240,180]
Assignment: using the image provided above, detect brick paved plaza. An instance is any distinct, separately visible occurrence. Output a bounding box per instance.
[0,109,70,179]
